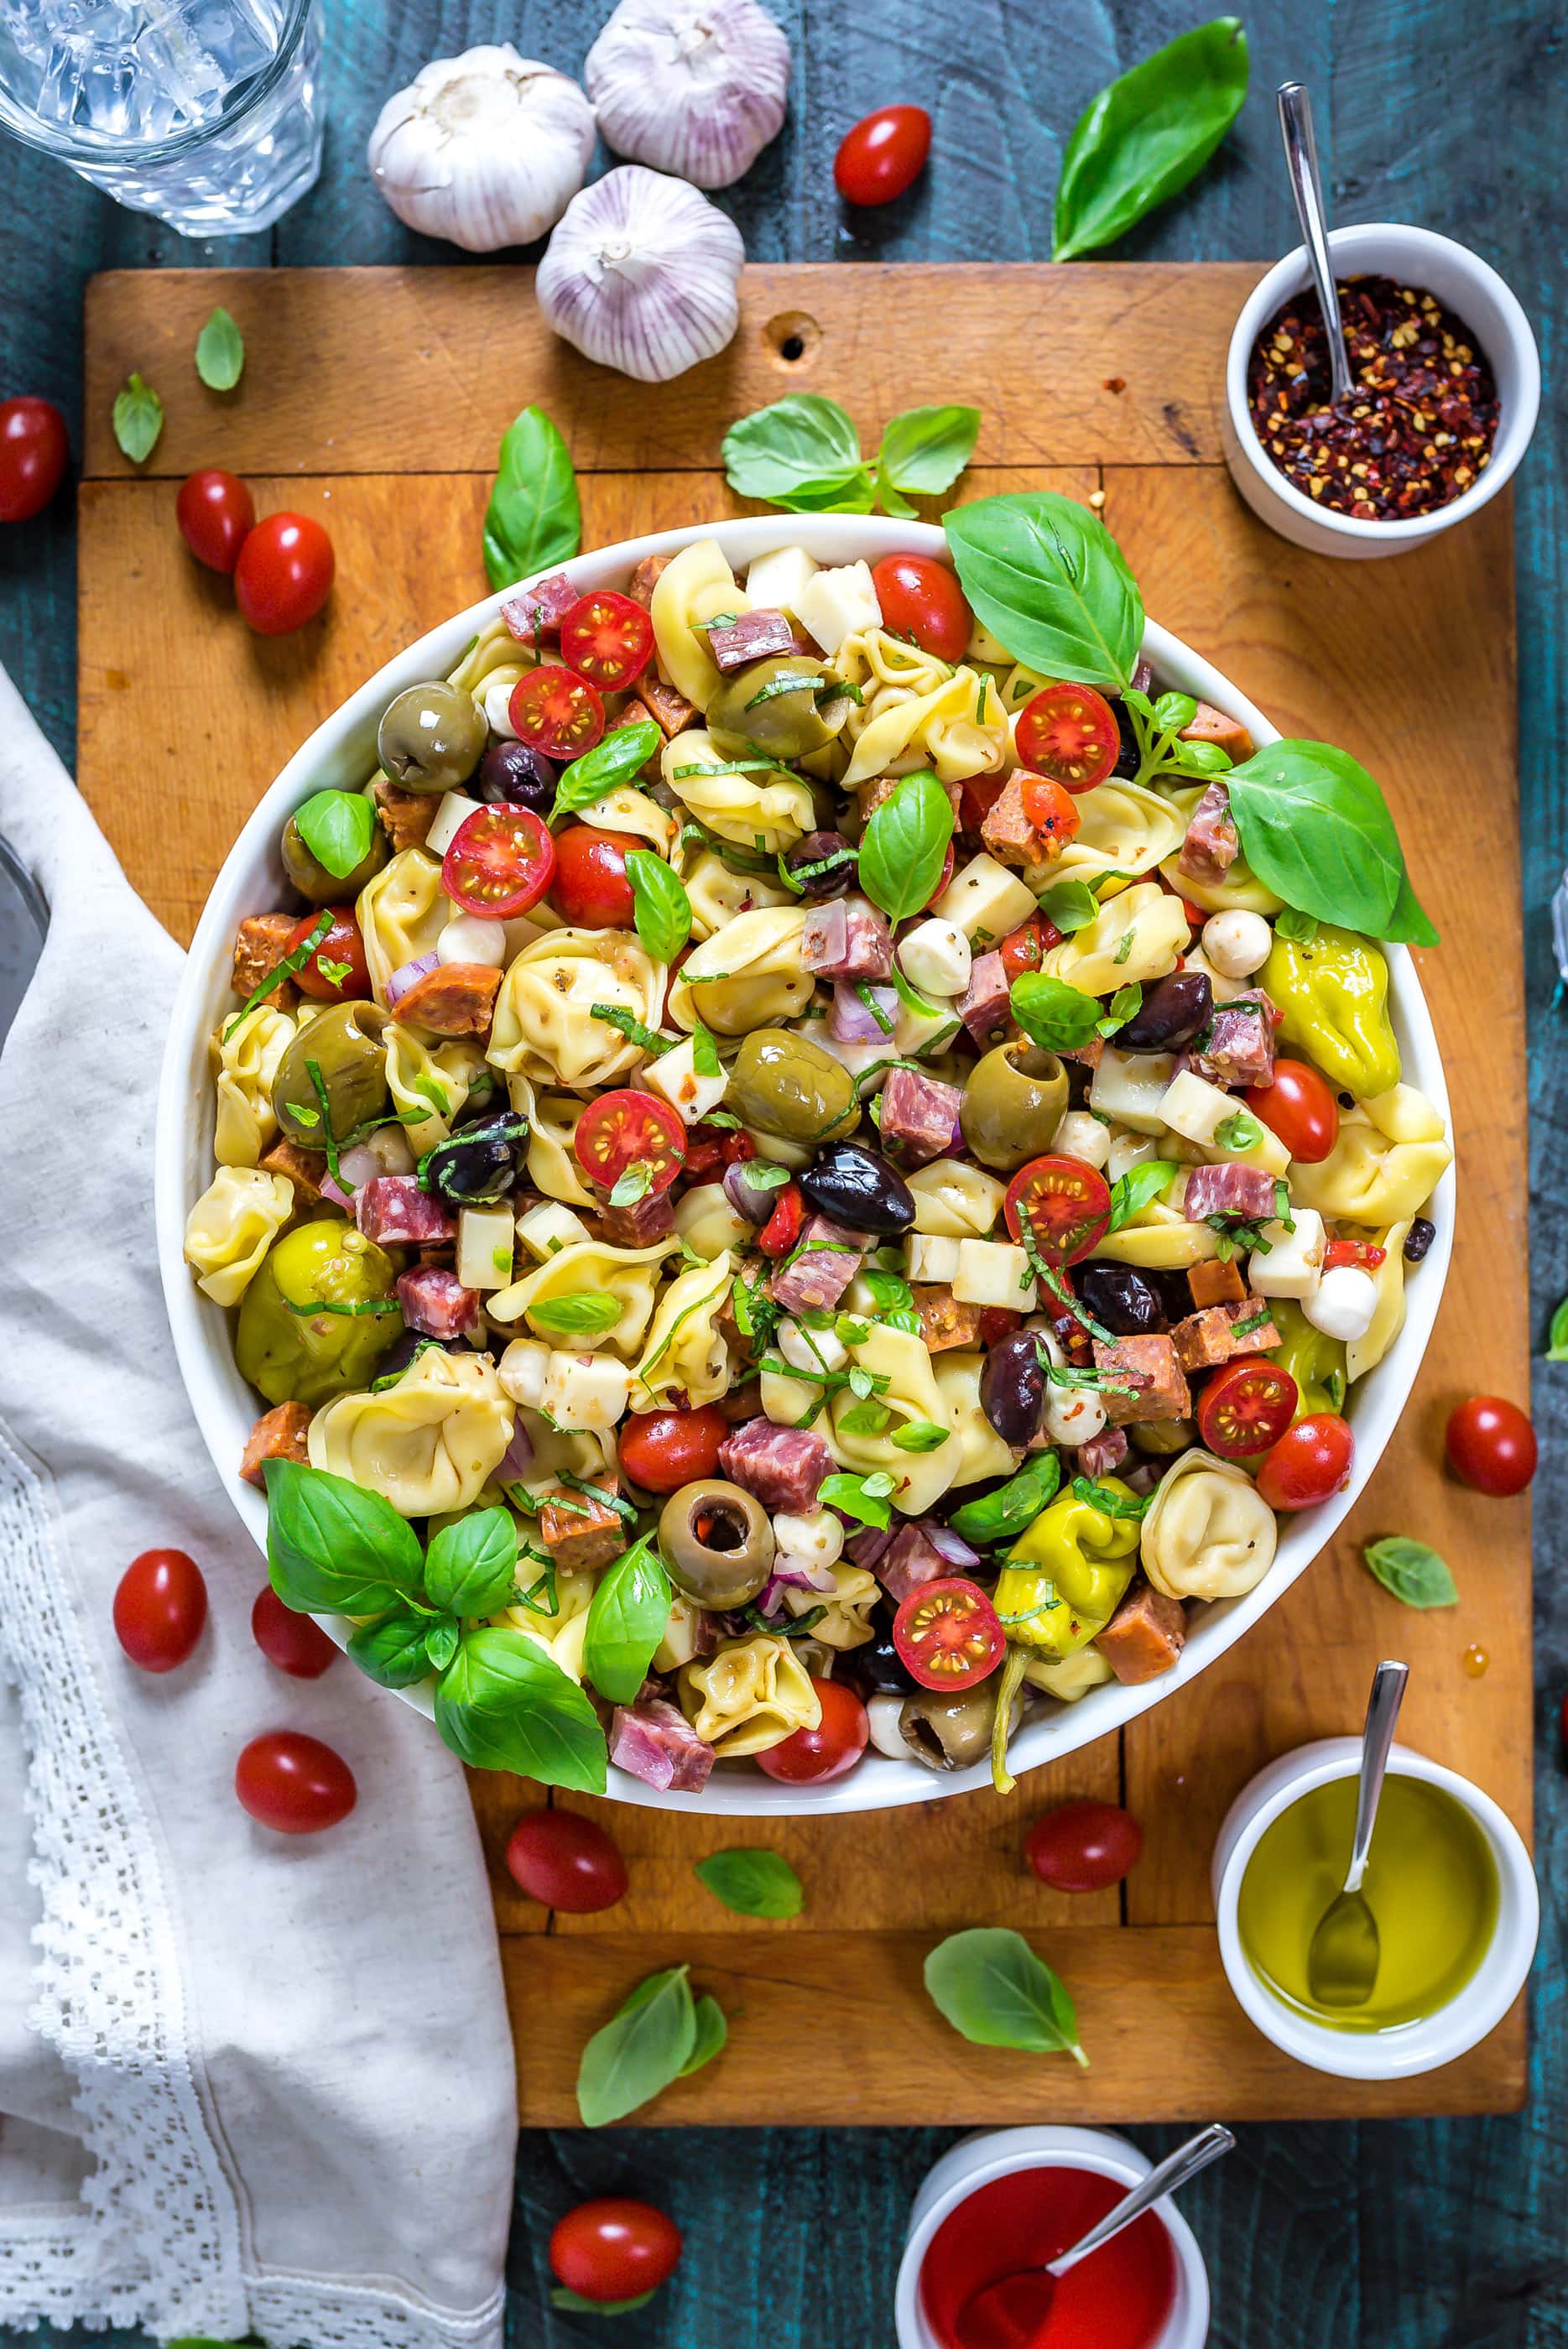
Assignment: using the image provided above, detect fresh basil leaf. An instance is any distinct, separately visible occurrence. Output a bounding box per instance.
[1213,1110,1263,1152]
[1226,741,1409,940]
[262,1459,424,1617]
[873,461,919,520]
[1380,867,1441,949]
[1547,1297,1568,1362]
[862,1268,916,1314]
[1362,1536,1459,1610]
[112,370,163,464]
[1153,690,1198,734]
[625,849,692,962]
[1273,907,1320,945]
[194,305,245,391]
[424,1506,518,1617]
[858,771,956,924]
[746,1160,790,1190]
[1037,878,1102,936]
[553,722,663,821]
[1010,970,1102,1055]
[694,1849,805,1919]
[482,404,581,592]
[609,1164,653,1207]
[951,1455,1063,1549]
[550,2286,659,2315]
[349,1607,435,1690]
[681,1993,728,2076]
[1107,1158,1180,1232]
[877,404,982,496]
[944,492,1143,692]
[582,1534,672,1706]
[576,1965,697,2126]
[1052,17,1250,263]
[425,1616,462,1672]
[692,1019,721,1081]
[291,789,376,881]
[435,1629,608,1791]
[528,1292,624,1336]
[924,1926,1088,2066]
[817,1471,893,1529]
[892,1419,951,1453]
[721,395,871,510]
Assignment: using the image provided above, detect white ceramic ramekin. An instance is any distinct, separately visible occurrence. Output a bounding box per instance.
[1211,1737,1538,2079]
[895,2126,1210,2349]
[1222,221,1540,558]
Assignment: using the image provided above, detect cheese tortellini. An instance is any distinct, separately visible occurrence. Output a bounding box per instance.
[1139,1449,1279,1602]
[308,1350,514,1519]
[1346,1219,1413,1382]
[906,1159,1006,1239]
[1053,780,1185,890]
[386,1025,487,1153]
[932,1353,1020,1487]
[667,906,814,1035]
[826,1326,957,1515]
[781,1563,879,1650]
[566,783,679,860]
[678,1633,821,1756]
[660,731,815,850]
[1044,882,1190,996]
[506,1073,599,1209]
[651,539,748,707]
[357,849,451,1005]
[212,1005,294,1167]
[836,630,1010,786]
[1092,1206,1222,1269]
[489,927,664,1088]
[490,1237,676,1355]
[677,844,794,940]
[631,1253,735,1410]
[184,1166,294,1305]
[1289,1084,1452,1227]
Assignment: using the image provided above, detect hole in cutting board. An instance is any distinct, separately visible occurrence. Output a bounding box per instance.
[763,310,820,369]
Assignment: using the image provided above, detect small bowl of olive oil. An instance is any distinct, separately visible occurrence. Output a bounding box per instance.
[1212,1739,1538,2079]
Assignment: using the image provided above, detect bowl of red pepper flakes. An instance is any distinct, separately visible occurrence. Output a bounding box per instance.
[1223,222,1539,560]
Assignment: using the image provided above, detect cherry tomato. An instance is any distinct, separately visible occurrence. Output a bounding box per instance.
[757,1179,805,1258]
[506,1810,628,1913]
[559,591,655,690]
[252,1585,338,1678]
[550,822,638,927]
[755,1677,869,1782]
[1015,683,1121,794]
[1446,1395,1537,1497]
[550,2199,681,2305]
[0,396,68,522]
[1324,1237,1386,1272]
[1197,1359,1299,1460]
[235,1730,357,1833]
[442,805,555,919]
[617,1406,729,1494]
[892,1577,1006,1691]
[233,511,335,635]
[112,1548,207,1673]
[176,467,255,572]
[1025,1799,1143,1893]
[922,838,956,910]
[508,664,605,759]
[1244,1059,1339,1165]
[977,1306,1024,1346]
[683,1122,754,1180]
[575,1088,686,1197]
[285,906,370,1001]
[998,913,1062,980]
[1018,773,1084,852]
[1257,1412,1355,1512]
[960,771,1008,835]
[1004,1155,1112,1268]
[834,104,931,206]
[870,553,972,662]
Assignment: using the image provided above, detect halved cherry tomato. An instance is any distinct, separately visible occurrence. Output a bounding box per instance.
[1244,1059,1339,1164]
[1025,1799,1143,1893]
[286,906,370,1000]
[1446,1394,1536,1497]
[977,1306,1024,1346]
[113,1548,207,1673]
[235,1730,357,1833]
[550,2199,681,2304]
[1257,1412,1355,1511]
[998,913,1063,980]
[559,590,655,690]
[1197,1359,1299,1460]
[442,805,555,919]
[893,1577,1005,1691]
[923,838,956,909]
[834,104,931,206]
[1324,1237,1386,1272]
[506,1810,628,1913]
[176,467,256,572]
[758,1179,805,1258]
[508,664,605,759]
[870,552,972,662]
[684,1122,754,1180]
[234,511,334,634]
[550,822,638,927]
[1015,682,1121,793]
[755,1677,869,1782]
[1003,1156,1112,1268]
[617,1406,729,1493]
[0,395,68,522]
[575,1088,686,1196]
[252,1585,338,1678]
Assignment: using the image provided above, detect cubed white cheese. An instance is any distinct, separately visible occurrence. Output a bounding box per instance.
[893,998,962,1059]
[792,560,882,655]
[953,1237,1037,1310]
[437,913,508,967]
[898,918,973,997]
[456,1204,514,1292]
[542,1350,633,1431]
[1246,1207,1326,1301]
[516,1200,591,1261]
[497,1338,550,1409]
[743,544,820,617]
[1051,1109,1112,1170]
[426,790,482,858]
[780,1315,848,1375]
[1158,1069,1238,1147]
[1107,1128,1159,1183]
[1092,1046,1180,1136]
[643,1034,730,1127]
[907,1233,962,1284]
[931,852,1038,945]
[503,913,550,961]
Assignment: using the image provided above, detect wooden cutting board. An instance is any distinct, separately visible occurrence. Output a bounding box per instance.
[77,262,1529,2123]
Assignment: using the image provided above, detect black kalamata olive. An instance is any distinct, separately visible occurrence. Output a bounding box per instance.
[799,1142,916,1235]
[980,1328,1047,1446]
[722,1158,784,1225]
[1114,969,1213,1052]
[840,1629,919,1699]
[1076,1263,1168,1336]
[424,1110,530,1207]
[1112,695,1142,779]
[1404,1216,1436,1263]
[783,829,857,899]
[474,738,556,817]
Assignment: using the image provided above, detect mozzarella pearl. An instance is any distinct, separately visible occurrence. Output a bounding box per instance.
[1302,1263,1379,1341]
[779,1316,848,1376]
[482,677,520,738]
[867,1693,909,1760]
[897,917,972,998]
[772,1508,844,1568]
[1051,1109,1112,1171]
[437,913,509,967]
[1044,1385,1107,1447]
[1201,909,1273,979]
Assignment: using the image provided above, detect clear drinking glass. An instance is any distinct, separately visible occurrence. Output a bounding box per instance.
[0,0,323,236]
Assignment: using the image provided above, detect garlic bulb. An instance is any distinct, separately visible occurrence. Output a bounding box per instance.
[585,0,791,190]
[539,166,746,382]
[367,45,595,253]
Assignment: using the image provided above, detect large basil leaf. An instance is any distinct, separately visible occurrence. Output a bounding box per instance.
[943,492,1144,690]
[721,394,871,510]
[482,404,581,592]
[263,1459,424,1617]
[291,789,377,881]
[1053,18,1250,263]
[681,1994,728,2076]
[1009,970,1102,1055]
[625,849,693,962]
[924,1926,1088,2066]
[349,1607,435,1690]
[858,771,956,924]
[694,1849,805,1919]
[424,1507,518,1617]
[1107,1158,1180,1232]
[949,1455,1061,1546]
[877,404,981,497]
[576,1965,698,2127]
[1225,740,1430,940]
[1380,869,1441,950]
[581,1534,672,1706]
[553,721,663,822]
[435,1629,607,1792]
[1362,1536,1459,1609]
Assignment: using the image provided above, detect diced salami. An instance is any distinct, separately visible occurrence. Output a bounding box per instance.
[1077,1426,1129,1479]
[1177,780,1240,884]
[1187,1258,1246,1309]
[596,1189,678,1247]
[960,950,1011,1047]
[1171,1300,1279,1371]
[876,1523,950,1606]
[392,961,501,1039]
[706,609,804,671]
[634,674,697,738]
[879,1066,964,1166]
[397,1265,483,1343]
[766,1217,863,1314]
[915,1285,982,1352]
[1180,1164,1279,1223]
[1096,1578,1188,1684]
[625,554,671,609]
[259,1135,325,1201]
[356,1176,456,1246]
[1092,1334,1192,1426]
[719,1417,832,1513]
[611,1697,715,1793]
[240,1400,312,1487]
[232,912,300,1006]
[499,571,577,639]
[539,1485,625,1572]
[844,1523,894,1572]
[801,896,893,980]
[371,776,438,852]
[1180,701,1254,764]
[1189,990,1276,1088]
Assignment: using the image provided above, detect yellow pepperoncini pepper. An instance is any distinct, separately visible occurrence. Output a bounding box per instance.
[1268,1299,1347,1421]
[992,1477,1141,1657]
[1262,924,1401,1100]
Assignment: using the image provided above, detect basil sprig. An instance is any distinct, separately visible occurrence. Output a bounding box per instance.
[625,848,693,961]
[291,789,377,880]
[1226,740,1438,945]
[944,491,1144,691]
[694,1849,805,1919]
[1053,17,1250,262]
[924,1927,1088,2066]
[482,404,581,591]
[721,393,979,516]
[1362,1536,1459,1610]
[581,1534,672,1705]
[1009,970,1101,1055]
[858,771,956,924]
[194,305,245,391]
[553,721,663,822]
[949,1454,1060,1546]
[576,1965,726,2127]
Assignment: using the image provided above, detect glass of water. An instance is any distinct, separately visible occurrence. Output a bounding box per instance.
[0,0,323,236]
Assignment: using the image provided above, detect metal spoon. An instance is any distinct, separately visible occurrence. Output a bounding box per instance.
[1305,1659,1409,2009]
[956,2123,1235,2349]
[1276,81,1355,408]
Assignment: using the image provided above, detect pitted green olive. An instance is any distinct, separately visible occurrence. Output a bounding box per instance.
[706,654,850,762]
[1131,1415,1198,1456]
[658,1479,775,1608]
[281,809,388,904]
[235,1218,400,1406]
[272,999,390,1146]
[899,1684,1016,1772]
[377,680,487,795]
[960,1041,1070,1172]
[727,1028,861,1146]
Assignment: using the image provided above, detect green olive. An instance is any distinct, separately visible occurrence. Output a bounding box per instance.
[1131,1415,1199,1457]
[727,1028,861,1146]
[658,1480,775,1608]
[899,1685,1007,1771]
[960,1041,1070,1172]
[271,999,390,1147]
[377,680,487,795]
[706,654,850,762]
[281,809,389,905]
[235,1218,400,1407]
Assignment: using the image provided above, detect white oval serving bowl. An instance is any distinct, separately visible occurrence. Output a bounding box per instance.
[156,514,1455,1816]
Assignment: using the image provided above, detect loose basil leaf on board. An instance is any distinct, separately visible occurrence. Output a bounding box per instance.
[873,463,919,521]
[582,1534,673,1706]
[1052,17,1250,263]
[858,772,956,924]
[924,1926,1089,2066]
[291,789,377,880]
[721,394,872,510]
[1225,740,1435,944]
[877,404,982,497]
[263,1459,425,1617]
[949,1454,1061,1546]
[1362,1536,1460,1609]
[1009,970,1102,1055]
[576,1965,698,2127]
[194,305,245,390]
[553,721,663,822]
[625,848,694,962]
[681,1994,728,2076]
[527,1292,624,1337]
[1546,1297,1568,1362]
[424,1506,518,1617]
[1107,1157,1180,1232]
[112,370,164,464]
[550,2287,659,2315]
[694,1849,805,1919]
[483,404,581,592]
[944,492,1144,691]
[435,1628,608,1792]
[348,1607,435,1690]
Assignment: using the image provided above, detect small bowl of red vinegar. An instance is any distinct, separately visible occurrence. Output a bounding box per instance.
[895,2126,1210,2349]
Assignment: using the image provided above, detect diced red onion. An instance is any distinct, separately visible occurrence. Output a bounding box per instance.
[829,980,899,1044]
[765,1560,838,1599]
[723,1159,780,1224]
[317,1173,356,1213]
[844,1523,894,1570]
[385,951,440,1007]
[497,1421,535,1483]
[926,1525,982,1570]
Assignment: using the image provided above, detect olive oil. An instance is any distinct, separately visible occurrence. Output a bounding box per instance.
[1237,1773,1499,2032]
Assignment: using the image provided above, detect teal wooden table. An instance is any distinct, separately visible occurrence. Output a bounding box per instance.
[1,3,1564,2343]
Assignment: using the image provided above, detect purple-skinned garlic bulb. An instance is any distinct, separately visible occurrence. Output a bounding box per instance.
[585,0,791,190]
[538,166,746,382]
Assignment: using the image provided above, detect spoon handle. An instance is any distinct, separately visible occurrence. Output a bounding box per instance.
[1344,1659,1409,1894]
[1045,2124,1235,2280]
[1276,81,1354,407]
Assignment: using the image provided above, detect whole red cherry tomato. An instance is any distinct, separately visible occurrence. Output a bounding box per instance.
[559,591,656,690]
[1257,1413,1355,1512]
[1015,683,1121,794]
[1245,1059,1339,1165]
[755,1677,868,1783]
[617,1406,728,1494]
[870,553,972,662]
[235,1730,357,1833]
[234,511,335,634]
[1446,1395,1537,1497]
[1025,1799,1143,1893]
[551,823,639,927]
[506,1810,628,1913]
[252,1585,338,1679]
[176,467,256,572]
[0,396,69,522]
[550,2199,682,2305]
[285,905,370,1000]
[834,104,931,206]
[113,1548,207,1673]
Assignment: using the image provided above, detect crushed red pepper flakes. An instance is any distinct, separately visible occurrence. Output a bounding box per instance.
[1247,273,1499,520]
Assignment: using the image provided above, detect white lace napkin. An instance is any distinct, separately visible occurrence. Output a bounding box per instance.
[0,666,516,2348]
